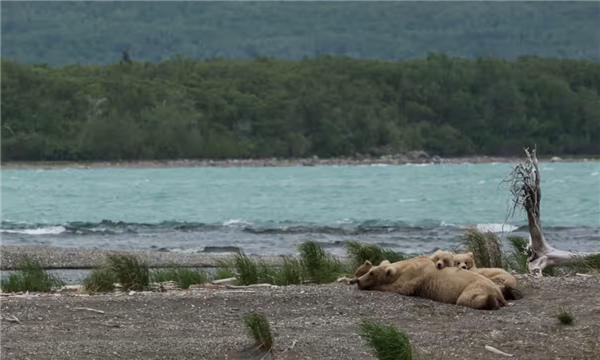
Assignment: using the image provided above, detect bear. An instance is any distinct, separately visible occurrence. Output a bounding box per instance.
[453,252,523,300]
[353,260,391,279]
[429,250,455,269]
[350,255,508,310]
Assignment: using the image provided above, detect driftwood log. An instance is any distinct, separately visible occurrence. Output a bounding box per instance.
[502,147,599,275]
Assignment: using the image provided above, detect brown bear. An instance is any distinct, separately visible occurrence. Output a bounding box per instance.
[429,250,455,269]
[353,260,391,279]
[350,256,507,310]
[453,252,523,300]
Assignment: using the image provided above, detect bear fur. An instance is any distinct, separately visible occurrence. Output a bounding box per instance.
[429,250,455,269]
[453,252,523,300]
[353,260,391,279]
[351,256,507,310]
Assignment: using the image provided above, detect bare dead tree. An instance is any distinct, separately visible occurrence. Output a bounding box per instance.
[501,147,599,275]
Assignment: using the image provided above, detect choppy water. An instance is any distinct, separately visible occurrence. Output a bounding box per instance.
[2,162,599,255]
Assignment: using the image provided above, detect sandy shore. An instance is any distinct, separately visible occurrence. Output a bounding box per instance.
[1,275,599,359]
[0,246,291,270]
[2,154,595,170]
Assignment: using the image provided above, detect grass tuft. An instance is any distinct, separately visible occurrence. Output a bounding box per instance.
[244,312,274,350]
[82,268,116,293]
[233,250,262,286]
[273,256,304,285]
[214,259,236,280]
[556,308,574,325]
[503,236,529,273]
[345,241,407,269]
[298,240,349,284]
[359,319,415,360]
[174,268,209,289]
[572,253,600,274]
[152,265,208,289]
[106,253,150,291]
[0,257,64,293]
[458,228,503,268]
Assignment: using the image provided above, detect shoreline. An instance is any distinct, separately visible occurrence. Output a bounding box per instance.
[2,154,598,170]
[0,245,308,270]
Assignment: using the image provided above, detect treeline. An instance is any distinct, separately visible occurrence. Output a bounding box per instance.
[2,2,599,65]
[2,55,599,161]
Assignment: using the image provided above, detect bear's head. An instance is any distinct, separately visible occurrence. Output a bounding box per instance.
[350,263,399,290]
[353,260,392,279]
[429,250,454,269]
[353,260,373,279]
[453,252,475,270]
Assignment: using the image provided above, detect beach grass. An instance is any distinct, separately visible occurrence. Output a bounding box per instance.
[556,308,574,325]
[244,312,274,350]
[572,253,600,274]
[503,236,529,274]
[232,251,280,286]
[0,257,64,293]
[359,319,415,360]
[458,228,503,268]
[106,253,150,291]
[273,256,304,285]
[152,265,209,289]
[345,241,407,269]
[299,240,349,284]
[82,268,117,293]
[214,259,237,280]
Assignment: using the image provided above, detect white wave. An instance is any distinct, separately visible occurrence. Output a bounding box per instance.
[398,199,418,203]
[476,223,518,233]
[370,163,388,167]
[334,218,353,224]
[478,180,486,184]
[591,172,599,176]
[223,219,251,227]
[440,221,457,227]
[405,163,431,167]
[1,226,66,235]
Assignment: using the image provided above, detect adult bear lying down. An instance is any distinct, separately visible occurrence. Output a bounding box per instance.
[350,255,516,310]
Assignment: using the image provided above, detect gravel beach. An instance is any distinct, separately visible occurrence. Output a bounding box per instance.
[0,246,288,270]
[2,154,593,170]
[1,274,599,360]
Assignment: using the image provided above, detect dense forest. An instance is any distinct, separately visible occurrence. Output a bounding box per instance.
[2,55,599,161]
[2,2,599,66]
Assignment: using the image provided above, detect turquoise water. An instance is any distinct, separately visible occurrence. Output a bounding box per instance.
[2,162,599,254]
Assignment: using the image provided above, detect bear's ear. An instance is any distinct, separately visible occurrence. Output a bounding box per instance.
[385,267,397,278]
[364,260,372,266]
[467,252,474,257]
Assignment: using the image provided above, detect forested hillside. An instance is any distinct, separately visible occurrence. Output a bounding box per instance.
[1,1,599,65]
[2,55,599,161]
